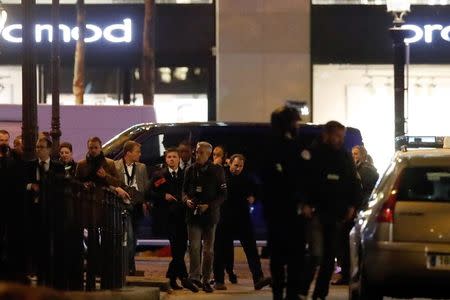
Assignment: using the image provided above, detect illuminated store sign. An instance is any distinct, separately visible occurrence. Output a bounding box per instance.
[403,24,450,44]
[0,18,132,43]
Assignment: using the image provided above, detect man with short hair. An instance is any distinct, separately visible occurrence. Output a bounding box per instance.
[114,141,149,275]
[213,154,271,291]
[75,137,128,198]
[150,147,198,292]
[25,137,65,285]
[0,130,9,156]
[299,121,362,300]
[183,141,227,293]
[178,141,194,171]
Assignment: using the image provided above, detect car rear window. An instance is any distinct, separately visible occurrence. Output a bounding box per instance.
[398,167,450,202]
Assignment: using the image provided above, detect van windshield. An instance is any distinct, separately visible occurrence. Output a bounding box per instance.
[103,125,149,159]
[397,167,450,202]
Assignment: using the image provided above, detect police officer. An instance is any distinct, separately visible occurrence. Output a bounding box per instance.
[263,106,309,300]
[183,141,227,293]
[299,121,362,300]
[213,154,271,291]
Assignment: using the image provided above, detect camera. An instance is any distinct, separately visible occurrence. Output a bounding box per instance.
[0,144,9,155]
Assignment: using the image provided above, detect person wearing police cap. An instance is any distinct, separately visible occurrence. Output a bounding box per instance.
[262,106,310,300]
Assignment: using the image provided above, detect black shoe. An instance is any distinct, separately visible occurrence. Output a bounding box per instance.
[191,279,203,288]
[228,272,238,284]
[170,279,183,290]
[202,281,214,293]
[254,276,272,290]
[214,282,227,290]
[181,278,199,293]
[331,277,349,285]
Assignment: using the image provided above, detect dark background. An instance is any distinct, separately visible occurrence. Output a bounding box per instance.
[312,5,450,64]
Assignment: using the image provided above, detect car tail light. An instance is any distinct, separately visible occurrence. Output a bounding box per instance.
[377,173,403,223]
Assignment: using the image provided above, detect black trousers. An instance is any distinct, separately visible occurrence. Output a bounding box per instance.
[214,220,264,284]
[299,216,343,299]
[166,218,188,280]
[268,217,306,300]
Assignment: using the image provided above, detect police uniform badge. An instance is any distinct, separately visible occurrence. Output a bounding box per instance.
[300,149,311,160]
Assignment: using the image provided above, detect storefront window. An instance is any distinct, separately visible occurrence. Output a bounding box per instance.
[312,0,444,4]
[1,0,212,3]
[314,64,450,173]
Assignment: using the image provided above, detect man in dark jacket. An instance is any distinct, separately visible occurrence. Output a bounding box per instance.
[263,106,310,300]
[150,147,198,292]
[183,141,227,293]
[213,154,271,291]
[299,121,362,300]
[0,130,27,283]
[25,136,65,286]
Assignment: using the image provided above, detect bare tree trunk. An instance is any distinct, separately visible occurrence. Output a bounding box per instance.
[142,0,155,105]
[73,0,85,105]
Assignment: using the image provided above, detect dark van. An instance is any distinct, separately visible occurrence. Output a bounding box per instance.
[103,122,363,243]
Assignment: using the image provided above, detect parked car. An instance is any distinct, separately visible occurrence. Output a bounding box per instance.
[349,136,450,300]
[103,122,363,242]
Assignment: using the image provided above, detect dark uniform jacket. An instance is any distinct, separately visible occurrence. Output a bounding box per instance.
[308,141,362,221]
[183,162,227,225]
[221,168,256,225]
[263,135,309,226]
[150,167,186,236]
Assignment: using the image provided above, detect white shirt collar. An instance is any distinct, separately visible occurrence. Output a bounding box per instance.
[169,167,179,174]
[38,158,51,165]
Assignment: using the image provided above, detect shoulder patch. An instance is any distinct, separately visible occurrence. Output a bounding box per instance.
[301,149,312,160]
[275,163,283,173]
[154,177,167,188]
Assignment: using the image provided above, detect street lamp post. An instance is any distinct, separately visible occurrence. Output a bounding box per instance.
[22,0,38,160]
[50,0,61,155]
[387,0,411,150]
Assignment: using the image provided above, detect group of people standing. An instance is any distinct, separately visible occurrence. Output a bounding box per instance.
[0,107,379,300]
[264,106,378,300]
[150,141,272,293]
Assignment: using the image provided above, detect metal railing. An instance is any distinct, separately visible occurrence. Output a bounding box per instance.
[29,176,128,291]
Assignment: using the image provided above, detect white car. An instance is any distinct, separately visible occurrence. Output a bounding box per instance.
[349,136,450,300]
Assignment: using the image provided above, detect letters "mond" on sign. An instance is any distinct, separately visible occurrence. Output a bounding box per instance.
[0,18,132,44]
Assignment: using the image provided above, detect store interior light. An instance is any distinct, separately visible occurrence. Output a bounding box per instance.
[159,67,172,84]
[387,0,411,25]
[387,0,411,13]
[174,67,189,81]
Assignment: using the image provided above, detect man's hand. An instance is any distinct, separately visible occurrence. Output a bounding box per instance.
[96,167,107,178]
[301,204,313,219]
[345,206,356,222]
[165,193,177,202]
[142,202,150,217]
[31,183,40,193]
[247,196,255,205]
[115,187,131,202]
[198,204,209,214]
[186,199,195,209]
